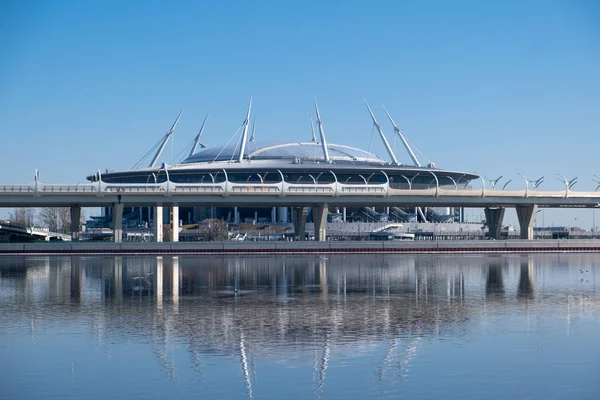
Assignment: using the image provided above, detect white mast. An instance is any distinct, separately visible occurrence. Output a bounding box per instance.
[364,100,399,165]
[382,106,420,167]
[310,117,317,142]
[189,113,209,157]
[314,98,330,163]
[149,109,184,168]
[237,98,252,163]
[250,115,256,142]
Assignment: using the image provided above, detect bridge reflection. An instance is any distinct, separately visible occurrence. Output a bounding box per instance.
[0,254,598,396]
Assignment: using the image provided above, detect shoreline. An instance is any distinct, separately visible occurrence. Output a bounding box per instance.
[1,239,600,255]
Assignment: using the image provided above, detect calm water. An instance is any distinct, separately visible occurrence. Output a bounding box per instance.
[0,254,599,400]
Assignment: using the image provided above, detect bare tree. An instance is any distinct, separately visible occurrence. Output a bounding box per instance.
[8,208,36,227]
[38,207,85,233]
[39,207,60,231]
[40,207,72,232]
[58,208,70,232]
[205,218,228,241]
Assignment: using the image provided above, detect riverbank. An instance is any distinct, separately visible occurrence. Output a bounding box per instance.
[1,239,600,255]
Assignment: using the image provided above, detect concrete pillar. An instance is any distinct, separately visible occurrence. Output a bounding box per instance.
[277,207,288,223]
[292,207,308,241]
[313,203,329,241]
[234,207,240,223]
[484,207,505,240]
[171,206,179,242]
[112,203,124,243]
[343,207,347,222]
[516,205,537,240]
[70,206,81,241]
[271,207,277,223]
[154,206,163,242]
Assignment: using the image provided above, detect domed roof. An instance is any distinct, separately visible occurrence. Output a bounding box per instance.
[182,141,386,164]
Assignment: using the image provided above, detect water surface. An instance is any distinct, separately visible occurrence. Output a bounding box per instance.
[1,254,599,399]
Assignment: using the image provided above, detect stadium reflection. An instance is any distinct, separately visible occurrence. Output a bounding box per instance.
[0,253,599,396]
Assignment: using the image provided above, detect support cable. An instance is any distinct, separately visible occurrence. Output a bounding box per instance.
[174,138,197,164]
[367,124,375,155]
[131,138,164,170]
[405,136,433,165]
[211,126,243,164]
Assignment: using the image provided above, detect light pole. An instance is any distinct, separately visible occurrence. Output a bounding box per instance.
[535,209,542,239]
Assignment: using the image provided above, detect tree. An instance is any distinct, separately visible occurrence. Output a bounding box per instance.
[205,218,228,241]
[8,208,36,228]
[39,207,72,233]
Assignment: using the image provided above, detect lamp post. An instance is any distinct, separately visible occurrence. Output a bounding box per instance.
[593,209,596,238]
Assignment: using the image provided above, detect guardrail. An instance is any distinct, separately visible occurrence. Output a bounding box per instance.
[1,181,600,201]
[0,185,36,193]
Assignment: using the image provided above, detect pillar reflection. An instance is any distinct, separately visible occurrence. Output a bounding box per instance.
[172,256,179,309]
[485,263,505,298]
[113,257,123,303]
[156,256,163,310]
[70,256,82,301]
[517,257,536,301]
[319,256,328,299]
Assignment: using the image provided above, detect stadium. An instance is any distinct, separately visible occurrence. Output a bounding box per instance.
[86,101,479,231]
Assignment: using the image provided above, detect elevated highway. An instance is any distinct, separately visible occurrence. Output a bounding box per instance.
[1,179,599,207]
[1,178,599,242]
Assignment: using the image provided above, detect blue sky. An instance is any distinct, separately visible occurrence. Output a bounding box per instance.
[1,0,599,227]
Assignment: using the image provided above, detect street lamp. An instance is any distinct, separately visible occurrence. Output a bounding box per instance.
[534,209,542,238]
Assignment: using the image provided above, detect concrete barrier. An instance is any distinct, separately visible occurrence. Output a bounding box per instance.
[2,239,600,255]
[0,243,25,253]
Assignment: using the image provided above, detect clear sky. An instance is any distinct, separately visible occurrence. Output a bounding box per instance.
[1,0,599,227]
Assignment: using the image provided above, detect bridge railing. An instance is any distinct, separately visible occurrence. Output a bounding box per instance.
[338,184,387,194]
[3,179,600,202]
[103,184,165,193]
[40,184,98,193]
[388,188,437,197]
[0,185,35,193]
[171,184,225,193]
[228,184,281,193]
[282,182,336,195]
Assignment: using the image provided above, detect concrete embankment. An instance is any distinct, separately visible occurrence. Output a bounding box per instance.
[1,240,600,255]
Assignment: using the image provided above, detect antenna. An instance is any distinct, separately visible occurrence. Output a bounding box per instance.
[237,97,252,163]
[314,98,331,163]
[250,115,256,142]
[382,106,421,167]
[310,117,317,142]
[149,109,184,168]
[364,100,398,165]
[189,113,209,157]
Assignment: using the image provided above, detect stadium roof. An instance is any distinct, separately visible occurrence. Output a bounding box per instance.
[183,141,386,165]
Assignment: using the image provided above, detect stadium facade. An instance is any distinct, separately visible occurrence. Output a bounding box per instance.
[87,100,478,229]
